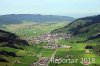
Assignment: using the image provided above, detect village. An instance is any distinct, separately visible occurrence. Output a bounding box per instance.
[12,32,94,66]
[30,33,73,66]
[30,33,94,66]
[34,33,71,48]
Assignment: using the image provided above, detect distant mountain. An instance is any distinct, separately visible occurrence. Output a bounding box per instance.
[51,15,100,40]
[0,14,75,25]
[0,29,29,49]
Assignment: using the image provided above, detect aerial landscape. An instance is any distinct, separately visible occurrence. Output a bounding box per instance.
[0,0,100,66]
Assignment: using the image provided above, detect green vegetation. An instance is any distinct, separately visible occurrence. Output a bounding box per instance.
[0,21,68,66]
[2,22,68,37]
[50,15,100,66]
[52,15,100,40]
[49,39,100,66]
[0,15,100,66]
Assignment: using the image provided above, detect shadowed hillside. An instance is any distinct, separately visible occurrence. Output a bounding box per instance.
[0,29,29,49]
[0,29,29,63]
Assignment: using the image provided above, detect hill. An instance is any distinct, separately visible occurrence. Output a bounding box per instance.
[51,15,100,57]
[51,15,100,40]
[0,29,29,49]
[0,14,75,25]
[0,29,29,63]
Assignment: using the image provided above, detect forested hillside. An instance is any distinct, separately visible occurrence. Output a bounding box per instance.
[52,15,100,40]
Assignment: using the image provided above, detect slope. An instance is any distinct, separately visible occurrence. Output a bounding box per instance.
[51,15,100,40]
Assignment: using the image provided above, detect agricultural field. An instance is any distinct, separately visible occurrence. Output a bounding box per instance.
[0,38,55,66]
[0,21,100,66]
[0,21,68,66]
[49,39,100,66]
[1,22,68,37]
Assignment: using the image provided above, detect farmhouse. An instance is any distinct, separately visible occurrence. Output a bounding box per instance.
[31,57,49,66]
[59,45,72,48]
[85,50,90,53]
[37,57,49,66]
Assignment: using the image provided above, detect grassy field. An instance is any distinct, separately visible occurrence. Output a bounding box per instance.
[0,22,100,66]
[0,22,68,66]
[49,39,100,66]
[0,42,54,66]
[2,22,68,37]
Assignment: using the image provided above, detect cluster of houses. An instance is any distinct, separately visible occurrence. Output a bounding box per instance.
[58,45,72,49]
[31,57,49,66]
[21,33,72,45]
[33,33,72,49]
[30,33,72,66]
[34,33,71,42]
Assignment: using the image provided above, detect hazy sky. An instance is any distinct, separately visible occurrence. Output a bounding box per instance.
[0,0,100,18]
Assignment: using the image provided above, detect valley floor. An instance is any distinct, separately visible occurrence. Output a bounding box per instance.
[0,22,100,66]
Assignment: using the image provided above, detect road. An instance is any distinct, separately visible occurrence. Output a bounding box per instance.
[46,42,58,66]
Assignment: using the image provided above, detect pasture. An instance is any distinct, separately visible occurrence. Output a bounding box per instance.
[49,39,100,66]
[0,22,67,66]
[2,22,67,37]
[0,22,100,66]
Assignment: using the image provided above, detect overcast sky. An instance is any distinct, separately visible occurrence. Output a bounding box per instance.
[0,0,100,18]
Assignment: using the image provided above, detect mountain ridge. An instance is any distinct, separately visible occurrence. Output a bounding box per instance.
[0,14,75,25]
[51,15,100,40]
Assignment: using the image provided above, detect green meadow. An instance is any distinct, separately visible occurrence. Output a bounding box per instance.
[2,22,67,37]
[49,39,100,66]
[0,22,67,66]
[0,21,100,66]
